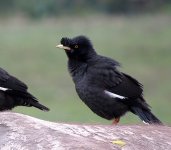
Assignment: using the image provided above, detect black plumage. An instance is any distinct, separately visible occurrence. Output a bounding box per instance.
[0,68,49,111]
[56,35,162,124]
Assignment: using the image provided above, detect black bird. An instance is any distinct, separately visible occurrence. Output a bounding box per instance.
[56,35,162,124]
[0,68,49,111]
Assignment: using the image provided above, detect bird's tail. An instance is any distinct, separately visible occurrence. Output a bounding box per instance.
[28,100,49,111]
[131,107,162,125]
[6,90,50,111]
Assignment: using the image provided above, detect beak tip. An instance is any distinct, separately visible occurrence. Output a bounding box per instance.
[56,44,62,48]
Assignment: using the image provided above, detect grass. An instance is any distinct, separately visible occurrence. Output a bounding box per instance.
[0,14,171,124]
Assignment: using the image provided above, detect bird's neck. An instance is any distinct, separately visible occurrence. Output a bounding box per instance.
[67,49,97,61]
[84,50,97,61]
[67,50,98,81]
[67,59,87,82]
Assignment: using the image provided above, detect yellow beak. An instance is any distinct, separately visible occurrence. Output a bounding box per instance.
[56,44,71,50]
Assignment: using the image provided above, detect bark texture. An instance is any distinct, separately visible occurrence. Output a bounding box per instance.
[0,112,170,150]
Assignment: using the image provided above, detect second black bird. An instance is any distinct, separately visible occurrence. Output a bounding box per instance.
[56,35,162,124]
[0,68,49,111]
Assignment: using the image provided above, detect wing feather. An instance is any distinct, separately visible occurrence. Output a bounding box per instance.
[0,68,28,91]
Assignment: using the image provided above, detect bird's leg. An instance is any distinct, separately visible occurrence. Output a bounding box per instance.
[112,118,120,125]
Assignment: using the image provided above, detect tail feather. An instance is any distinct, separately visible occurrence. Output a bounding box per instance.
[6,90,50,111]
[29,100,50,112]
[131,107,162,125]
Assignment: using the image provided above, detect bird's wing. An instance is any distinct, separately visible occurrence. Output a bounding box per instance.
[108,72,143,99]
[0,68,28,91]
[88,65,143,99]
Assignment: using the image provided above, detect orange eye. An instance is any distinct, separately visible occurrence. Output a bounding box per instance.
[75,45,78,48]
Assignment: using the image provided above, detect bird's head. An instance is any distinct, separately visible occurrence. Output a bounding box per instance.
[56,36,97,61]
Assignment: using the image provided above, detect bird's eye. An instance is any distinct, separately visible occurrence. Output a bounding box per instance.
[75,45,78,48]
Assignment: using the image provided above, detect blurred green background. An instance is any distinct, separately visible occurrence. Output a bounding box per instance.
[0,0,171,125]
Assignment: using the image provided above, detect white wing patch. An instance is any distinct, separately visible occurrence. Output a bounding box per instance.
[104,90,126,99]
[0,87,9,91]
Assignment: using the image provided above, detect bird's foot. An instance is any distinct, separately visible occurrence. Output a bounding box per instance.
[112,118,120,125]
